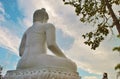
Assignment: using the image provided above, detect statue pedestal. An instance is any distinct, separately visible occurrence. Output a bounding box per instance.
[4,67,81,79]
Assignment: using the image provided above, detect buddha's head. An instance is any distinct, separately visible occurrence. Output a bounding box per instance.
[33,8,49,23]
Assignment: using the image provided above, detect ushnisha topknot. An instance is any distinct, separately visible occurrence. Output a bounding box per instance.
[33,8,49,23]
[41,8,46,11]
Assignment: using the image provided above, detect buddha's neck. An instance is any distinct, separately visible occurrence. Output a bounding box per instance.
[33,20,47,23]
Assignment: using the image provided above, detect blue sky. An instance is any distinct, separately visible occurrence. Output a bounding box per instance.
[0,0,120,79]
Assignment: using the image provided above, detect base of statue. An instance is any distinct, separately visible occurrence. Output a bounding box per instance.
[4,67,81,79]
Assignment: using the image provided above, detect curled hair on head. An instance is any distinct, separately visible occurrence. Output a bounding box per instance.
[33,8,49,23]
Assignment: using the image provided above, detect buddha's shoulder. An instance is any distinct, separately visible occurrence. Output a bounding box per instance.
[45,23,55,29]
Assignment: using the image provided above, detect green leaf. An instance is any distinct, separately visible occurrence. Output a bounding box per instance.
[82,35,86,39]
[115,64,120,70]
[117,34,120,38]
[113,47,120,52]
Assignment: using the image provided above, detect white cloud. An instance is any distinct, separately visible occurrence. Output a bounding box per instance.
[17,0,120,79]
[0,2,5,21]
[67,38,120,78]
[0,2,20,56]
[113,5,120,17]
[0,26,20,55]
[83,76,98,79]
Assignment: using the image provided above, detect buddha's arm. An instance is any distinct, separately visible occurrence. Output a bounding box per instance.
[46,25,67,58]
[19,33,26,57]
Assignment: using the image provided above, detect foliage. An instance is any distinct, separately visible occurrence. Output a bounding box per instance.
[113,35,120,53]
[113,46,120,52]
[115,64,120,79]
[115,64,120,70]
[63,0,120,50]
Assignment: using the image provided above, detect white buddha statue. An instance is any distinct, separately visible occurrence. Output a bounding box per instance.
[4,8,80,79]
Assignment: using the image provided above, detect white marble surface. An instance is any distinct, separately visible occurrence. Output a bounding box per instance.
[17,22,77,72]
[5,68,80,79]
[4,8,80,79]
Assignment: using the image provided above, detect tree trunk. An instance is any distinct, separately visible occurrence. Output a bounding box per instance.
[105,0,120,34]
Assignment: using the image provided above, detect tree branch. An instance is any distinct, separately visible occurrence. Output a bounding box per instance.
[105,0,120,34]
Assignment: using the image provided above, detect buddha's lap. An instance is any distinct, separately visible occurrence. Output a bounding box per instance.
[17,54,77,71]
